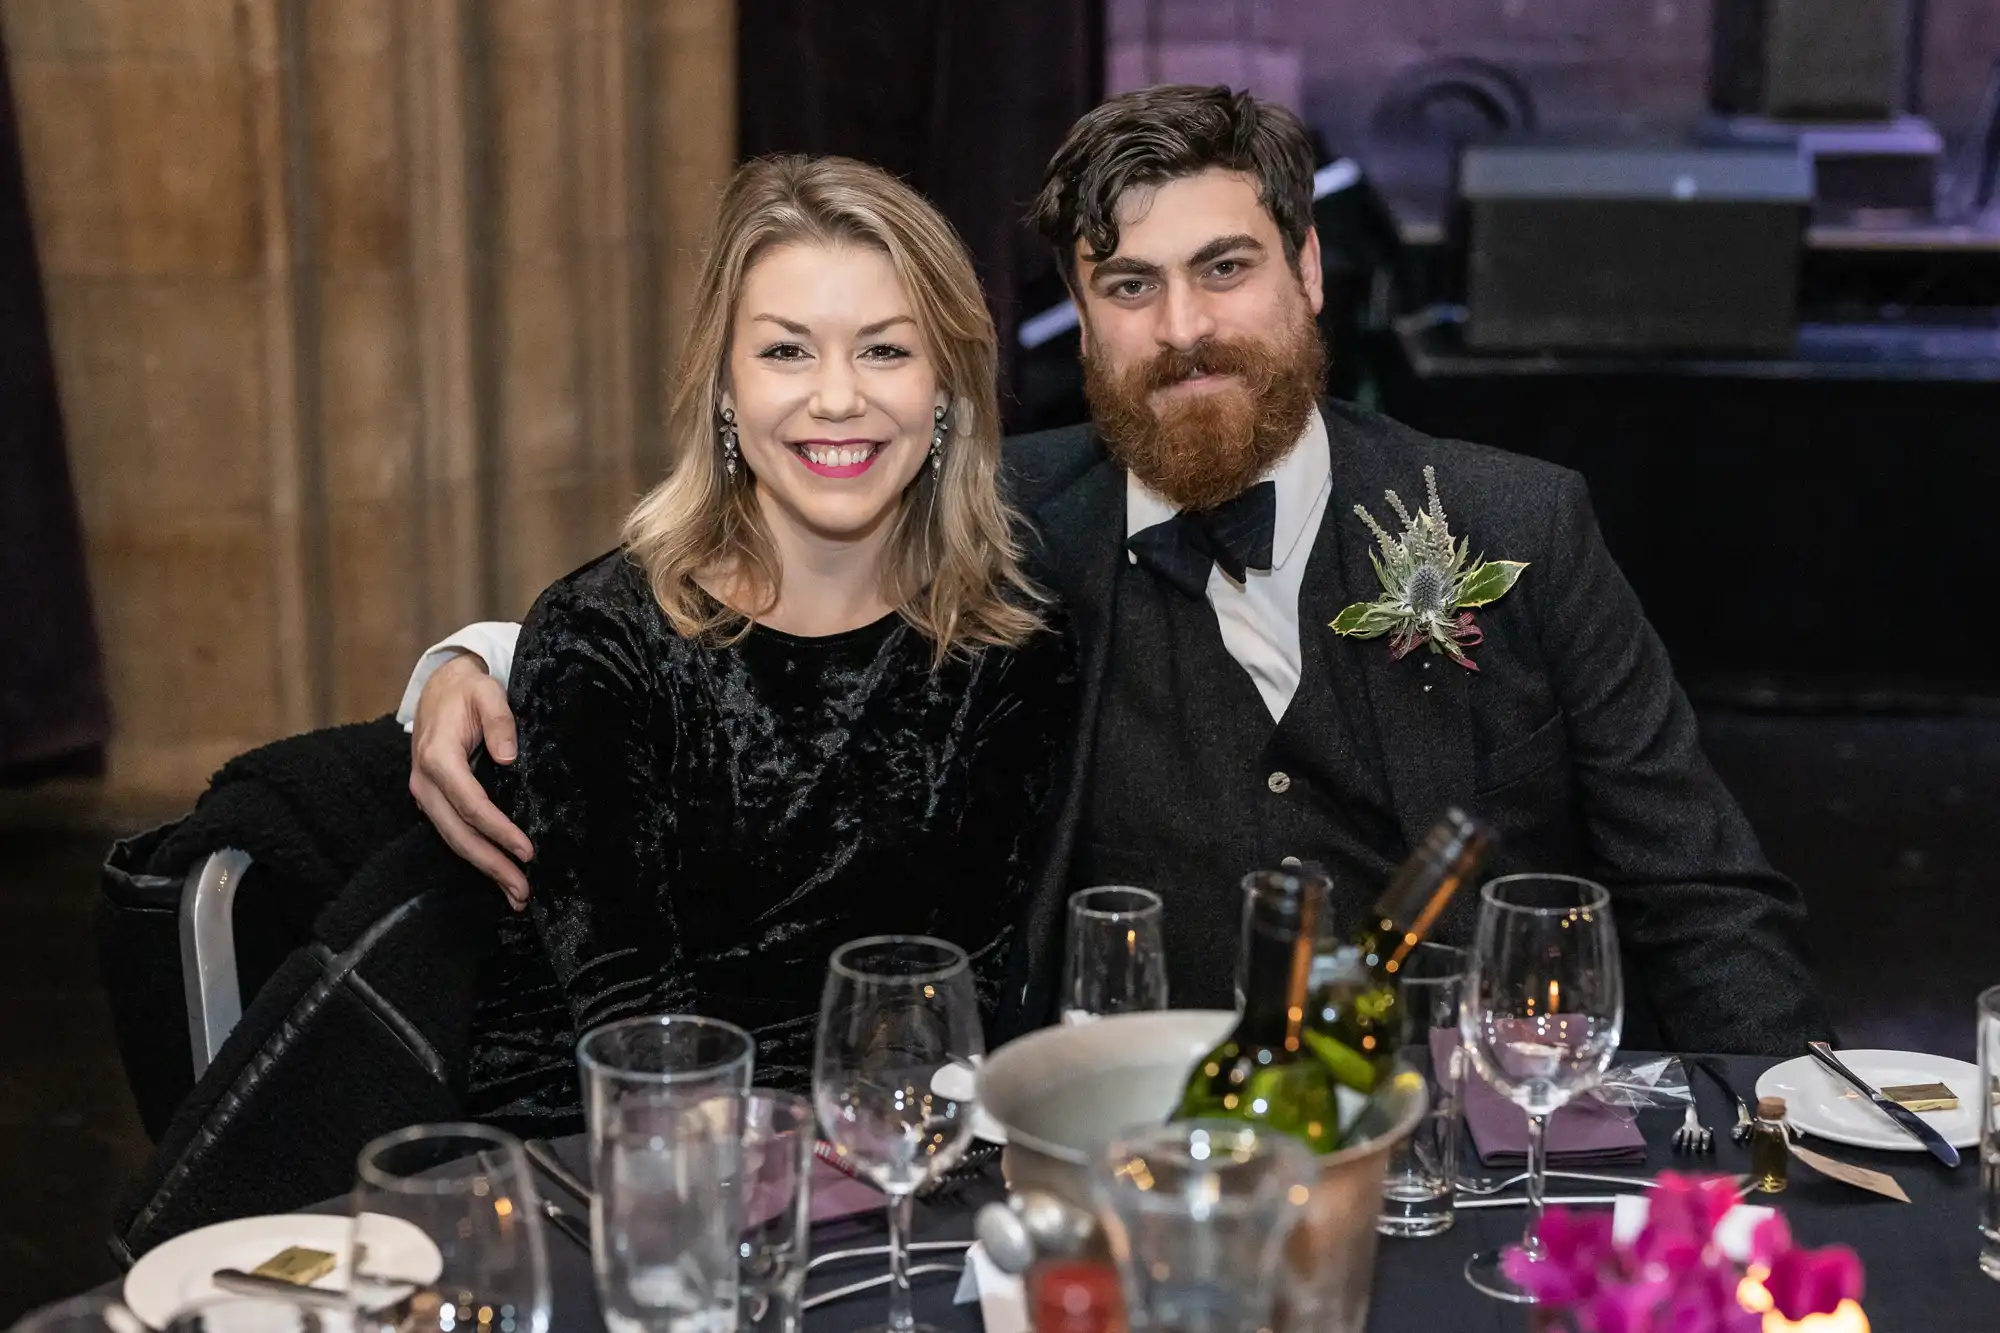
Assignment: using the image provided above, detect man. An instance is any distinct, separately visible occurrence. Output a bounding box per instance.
[400,86,1831,1053]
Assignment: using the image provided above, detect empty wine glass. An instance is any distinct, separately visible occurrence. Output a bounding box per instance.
[1459,874,1623,1303]
[349,1123,551,1333]
[813,936,984,1333]
[1061,886,1168,1023]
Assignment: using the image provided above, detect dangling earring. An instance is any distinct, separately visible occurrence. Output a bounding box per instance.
[720,407,739,478]
[929,404,948,478]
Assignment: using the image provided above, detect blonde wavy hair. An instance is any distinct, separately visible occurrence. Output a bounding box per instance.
[621,154,1044,660]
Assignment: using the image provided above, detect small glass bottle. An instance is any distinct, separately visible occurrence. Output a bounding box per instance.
[1751,1095,1790,1193]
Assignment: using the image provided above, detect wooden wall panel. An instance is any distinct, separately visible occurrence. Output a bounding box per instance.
[2,0,737,799]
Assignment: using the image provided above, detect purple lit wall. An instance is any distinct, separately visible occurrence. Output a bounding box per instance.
[1107,0,2000,214]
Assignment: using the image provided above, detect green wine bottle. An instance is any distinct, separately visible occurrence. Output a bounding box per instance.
[1305,809,1495,1114]
[1175,867,1345,1151]
[1175,810,1495,1151]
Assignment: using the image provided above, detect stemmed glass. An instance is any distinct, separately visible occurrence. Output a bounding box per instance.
[1459,874,1623,1303]
[813,936,984,1333]
[1061,886,1169,1023]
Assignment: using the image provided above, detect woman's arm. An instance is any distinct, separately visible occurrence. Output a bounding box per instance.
[510,564,690,1033]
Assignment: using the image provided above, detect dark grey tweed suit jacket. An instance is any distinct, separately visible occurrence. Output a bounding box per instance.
[997,398,1833,1056]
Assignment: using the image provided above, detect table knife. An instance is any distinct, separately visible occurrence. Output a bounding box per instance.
[1806,1041,1961,1167]
[524,1137,593,1205]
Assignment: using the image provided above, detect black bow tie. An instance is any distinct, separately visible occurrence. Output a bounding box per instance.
[1126,480,1278,600]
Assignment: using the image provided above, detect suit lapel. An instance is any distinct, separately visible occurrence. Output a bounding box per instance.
[1007,452,1125,1029]
[1320,411,1477,851]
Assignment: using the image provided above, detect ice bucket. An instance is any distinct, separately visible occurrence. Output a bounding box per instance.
[975,1009,1428,1333]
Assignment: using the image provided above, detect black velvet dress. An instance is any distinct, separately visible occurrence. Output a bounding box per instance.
[464,551,1075,1135]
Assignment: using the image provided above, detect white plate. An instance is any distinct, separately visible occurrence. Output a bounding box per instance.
[1756,1049,1981,1153]
[931,1057,1006,1144]
[123,1212,442,1330]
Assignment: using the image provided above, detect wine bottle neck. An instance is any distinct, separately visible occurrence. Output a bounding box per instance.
[1238,878,1322,1045]
[1371,818,1492,973]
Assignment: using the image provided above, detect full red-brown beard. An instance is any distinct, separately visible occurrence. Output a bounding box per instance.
[1083,312,1326,513]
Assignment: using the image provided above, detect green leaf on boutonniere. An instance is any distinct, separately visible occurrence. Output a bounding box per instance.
[1330,599,1406,638]
[1456,559,1528,608]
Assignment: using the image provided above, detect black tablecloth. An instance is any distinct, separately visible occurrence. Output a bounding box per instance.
[530,1055,1998,1331]
[95,1054,2000,1329]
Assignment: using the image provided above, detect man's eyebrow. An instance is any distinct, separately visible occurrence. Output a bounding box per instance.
[1187,234,1265,268]
[1088,255,1164,282]
[1086,235,1265,284]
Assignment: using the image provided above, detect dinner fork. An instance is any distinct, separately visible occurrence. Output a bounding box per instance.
[1671,1104,1715,1155]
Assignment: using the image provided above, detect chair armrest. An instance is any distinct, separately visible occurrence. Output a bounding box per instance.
[179,848,253,1078]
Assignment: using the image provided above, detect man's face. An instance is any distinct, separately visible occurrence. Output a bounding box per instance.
[1074,168,1326,512]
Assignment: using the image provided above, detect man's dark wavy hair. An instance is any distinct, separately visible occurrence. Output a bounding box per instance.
[1030,85,1318,292]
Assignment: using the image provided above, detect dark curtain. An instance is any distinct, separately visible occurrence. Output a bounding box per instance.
[736,0,1103,429]
[0,33,109,778]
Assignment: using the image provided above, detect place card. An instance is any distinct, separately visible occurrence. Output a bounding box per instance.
[954,1243,1029,1333]
[1790,1142,1910,1202]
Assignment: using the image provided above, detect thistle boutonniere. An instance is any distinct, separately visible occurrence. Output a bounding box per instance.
[1329,465,1526,671]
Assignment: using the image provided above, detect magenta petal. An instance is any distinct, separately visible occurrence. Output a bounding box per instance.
[1648,1172,1740,1247]
[1585,1278,1670,1333]
[1765,1245,1865,1320]
[1747,1213,1793,1268]
[1502,1209,1615,1306]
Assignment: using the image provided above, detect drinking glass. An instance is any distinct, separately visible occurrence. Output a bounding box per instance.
[1093,1120,1315,1333]
[9,1298,146,1333]
[738,1089,816,1333]
[813,936,984,1333]
[1978,984,2000,1281]
[1459,875,1623,1302]
[349,1123,551,1333]
[1378,941,1466,1238]
[1061,886,1168,1023]
[579,1016,756,1333]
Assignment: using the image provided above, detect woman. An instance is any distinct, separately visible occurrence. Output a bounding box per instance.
[464,156,1075,1130]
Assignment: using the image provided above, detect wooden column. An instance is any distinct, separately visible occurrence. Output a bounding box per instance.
[1,0,735,799]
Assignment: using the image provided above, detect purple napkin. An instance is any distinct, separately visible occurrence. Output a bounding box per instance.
[808,1156,886,1223]
[1430,1029,1647,1167]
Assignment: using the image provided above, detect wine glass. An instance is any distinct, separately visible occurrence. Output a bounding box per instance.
[1459,874,1623,1303]
[349,1123,552,1332]
[1061,886,1168,1023]
[813,936,984,1333]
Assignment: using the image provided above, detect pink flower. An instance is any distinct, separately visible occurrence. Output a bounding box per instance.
[1499,1172,1865,1333]
[1646,1172,1742,1247]
[1748,1213,1793,1268]
[1503,1208,1618,1304]
[1764,1244,1864,1321]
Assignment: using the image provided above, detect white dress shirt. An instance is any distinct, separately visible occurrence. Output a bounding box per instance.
[1125,409,1332,723]
[396,410,1334,729]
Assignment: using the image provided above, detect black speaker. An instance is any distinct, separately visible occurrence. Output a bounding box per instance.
[1454,145,1811,356]
[1711,0,1909,121]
